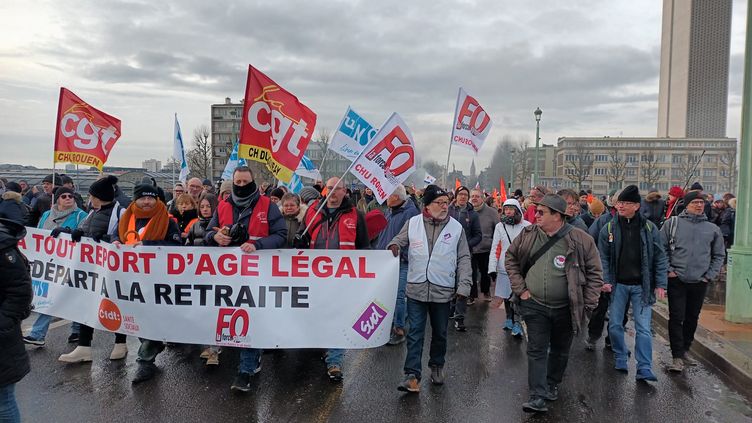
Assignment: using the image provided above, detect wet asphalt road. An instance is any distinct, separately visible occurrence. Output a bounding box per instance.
[16,303,752,423]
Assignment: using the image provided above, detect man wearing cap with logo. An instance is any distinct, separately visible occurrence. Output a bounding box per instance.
[597,185,667,383]
[506,194,603,413]
[297,176,369,382]
[112,183,182,384]
[204,165,286,392]
[663,190,725,373]
[388,185,472,393]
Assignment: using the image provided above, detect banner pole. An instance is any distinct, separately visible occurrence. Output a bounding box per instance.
[443,140,453,189]
[444,88,462,189]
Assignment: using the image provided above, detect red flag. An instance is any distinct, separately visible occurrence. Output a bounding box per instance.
[53,88,121,170]
[455,178,461,189]
[587,193,594,204]
[499,177,508,203]
[239,65,317,183]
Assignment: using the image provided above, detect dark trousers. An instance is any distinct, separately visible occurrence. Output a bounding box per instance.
[78,325,126,347]
[518,300,573,399]
[668,277,708,358]
[587,291,629,342]
[404,298,450,380]
[471,252,491,297]
[137,339,165,363]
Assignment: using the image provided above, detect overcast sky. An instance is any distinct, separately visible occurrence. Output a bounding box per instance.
[0,0,747,175]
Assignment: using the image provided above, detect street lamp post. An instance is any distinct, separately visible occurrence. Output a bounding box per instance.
[533,107,542,187]
[508,149,516,192]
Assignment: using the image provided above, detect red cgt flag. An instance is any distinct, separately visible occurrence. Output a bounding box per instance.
[53,88,121,170]
[238,66,317,183]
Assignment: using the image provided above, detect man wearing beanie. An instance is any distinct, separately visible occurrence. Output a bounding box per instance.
[298,186,320,207]
[28,173,62,226]
[597,185,667,383]
[388,184,472,393]
[506,194,602,413]
[112,183,182,384]
[662,190,725,373]
[58,175,130,364]
[205,165,286,392]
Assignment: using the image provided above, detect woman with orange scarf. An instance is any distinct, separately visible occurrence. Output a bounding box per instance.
[111,184,183,385]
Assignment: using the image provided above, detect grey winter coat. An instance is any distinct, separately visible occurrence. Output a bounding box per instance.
[472,203,499,254]
[388,214,473,303]
[661,211,725,283]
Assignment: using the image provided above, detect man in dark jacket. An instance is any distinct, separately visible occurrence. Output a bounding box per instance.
[28,173,61,227]
[469,188,499,303]
[0,211,33,423]
[376,184,420,345]
[205,166,287,392]
[448,186,481,321]
[598,185,667,383]
[640,188,665,228]
[506,194,603,413]
[298,177,368,382]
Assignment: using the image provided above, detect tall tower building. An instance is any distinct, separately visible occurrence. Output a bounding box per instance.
[657,0,732,138]
[211,97,243,180]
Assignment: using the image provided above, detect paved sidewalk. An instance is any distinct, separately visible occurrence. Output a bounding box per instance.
[653,300,752,397]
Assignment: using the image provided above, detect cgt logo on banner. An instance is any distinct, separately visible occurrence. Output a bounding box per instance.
[239,65,317,183]
[450,87,492,154]
[350,113,417,204]
[53,88,122,170]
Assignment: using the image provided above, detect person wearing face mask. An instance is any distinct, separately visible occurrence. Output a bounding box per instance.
[204,166,287,393]
[488,199,531,337]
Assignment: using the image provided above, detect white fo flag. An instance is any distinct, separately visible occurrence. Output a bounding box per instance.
[450,87,492,154]
[173,114,189,183]
[349,113,417,204]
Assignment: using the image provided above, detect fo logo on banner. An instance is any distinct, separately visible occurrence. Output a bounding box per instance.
[216,308,250,344]
[98,299,122,331]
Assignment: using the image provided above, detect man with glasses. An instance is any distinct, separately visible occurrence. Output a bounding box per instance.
[557,189,589,232]
[506,194,603,413]
[388,185,472,393]
[597,185,667,382]
[187,178,204,202]
[166,183,185,215]
[298,177,369,382]
[663,190,725,373]
[523,186,547,224]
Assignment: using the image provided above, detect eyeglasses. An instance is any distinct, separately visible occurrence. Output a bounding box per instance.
[59,194,73,199]
[534,208,548,216]
[432,201,450,207]
[616,201,638,207]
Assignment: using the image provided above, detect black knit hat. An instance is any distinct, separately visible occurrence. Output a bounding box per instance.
[53,186,75,199]
[5,182,21,193]
[42,174,63,186]
[683,190,704,205]
[618,185,641,203]
[423,185,449,206]
[270,187,285,199]
[89,175,118,202]
[133,184,160,200]
[579,190,587,197]
[690,181,704,191]
[455,185,470,198]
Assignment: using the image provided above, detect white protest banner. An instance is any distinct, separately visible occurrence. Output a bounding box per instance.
[349,113,417,204]
[329,106,378,161]
[450,87,492,154]
[21,227,398,349]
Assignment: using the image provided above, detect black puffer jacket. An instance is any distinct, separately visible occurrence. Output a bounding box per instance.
[186,216,211,246]
[77,202,122,241]
[0,220,32,387]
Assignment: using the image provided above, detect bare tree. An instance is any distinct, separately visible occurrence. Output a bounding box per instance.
[640,150,662,188]
[513,141,532,190]
[485,135,515,190]
[678,153,701,183]
[187,125,212,180]
[564,143,593,191]
[719,148,738,192]
[606,147,627,190]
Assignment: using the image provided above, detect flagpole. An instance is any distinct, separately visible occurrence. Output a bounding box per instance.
[444,88,462,189]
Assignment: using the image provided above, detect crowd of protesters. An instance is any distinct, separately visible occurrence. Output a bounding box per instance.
[0,170,738,419]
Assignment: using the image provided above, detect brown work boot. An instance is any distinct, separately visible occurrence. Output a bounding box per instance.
[397,374,420,393]
[667,357,684,373]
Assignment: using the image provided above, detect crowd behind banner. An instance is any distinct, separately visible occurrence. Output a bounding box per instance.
[0,171,736,418]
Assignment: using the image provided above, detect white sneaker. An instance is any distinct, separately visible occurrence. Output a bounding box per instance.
[58,346,93,363]
[109,343,128,360]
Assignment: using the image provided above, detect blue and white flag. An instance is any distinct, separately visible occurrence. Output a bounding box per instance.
[173,114,189,183]
[295,154,321,181]
[329,106,378,161]
[423,173,436,185]
[221,140,247,181]
[280,173,304,194]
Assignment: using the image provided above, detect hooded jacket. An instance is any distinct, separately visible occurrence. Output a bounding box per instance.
[0,220,32,387]
[661,211,725,283]
[472,202,500,254]
[641,191,666,228]
[375,198,420,261]
[388,213,473,303]
[448,202,482,249]
[488,199,531,274]
[597,213,668,305]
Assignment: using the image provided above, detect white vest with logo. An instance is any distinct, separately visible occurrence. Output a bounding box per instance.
[406,215,463,288]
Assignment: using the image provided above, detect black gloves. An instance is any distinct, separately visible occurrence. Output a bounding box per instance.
[50,227,72,238]
[70,229,84,242]
[489,272,497,280]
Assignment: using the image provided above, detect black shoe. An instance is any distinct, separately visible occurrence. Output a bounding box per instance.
[522,397,548,413]
[231,372,251,392]
[542,384,558,401]
[327,365,343,382]
[454,319,466,332]
[67,333,79,343]
[430,365,444,385]
[132,363,157,384]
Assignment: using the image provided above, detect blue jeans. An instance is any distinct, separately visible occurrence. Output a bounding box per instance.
[29,314,80,340]
[608,283,654,371]
[0,383,20,423]
[239,349,263,374]
[325,349,344,368]
[393,262,408,330]
[404,298,450,379]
